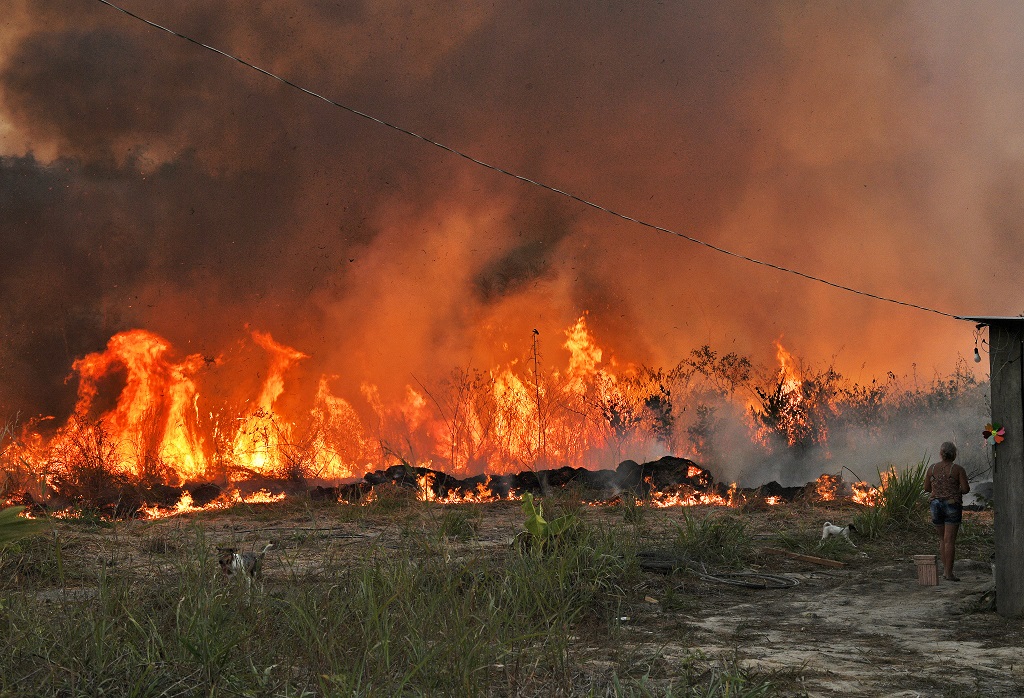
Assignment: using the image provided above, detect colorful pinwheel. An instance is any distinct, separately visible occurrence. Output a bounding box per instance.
[984,423,1005,445]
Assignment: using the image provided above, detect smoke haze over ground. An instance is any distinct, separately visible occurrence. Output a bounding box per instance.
[0,1,1016,478]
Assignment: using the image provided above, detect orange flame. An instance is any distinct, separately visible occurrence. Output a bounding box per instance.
[139,488,288,519]
[49,330,207,483]
[774,340,801,393]
[851,481,880,506]
[231,331,309,476]
[0,315,890,515]
[564,315,603,394]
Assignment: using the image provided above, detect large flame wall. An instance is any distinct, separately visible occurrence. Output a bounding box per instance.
[5,317,674,486]
[1,313,989,501]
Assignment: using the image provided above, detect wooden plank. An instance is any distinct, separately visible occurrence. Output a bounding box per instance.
[988,321,1024,617]
[761,547,846,568]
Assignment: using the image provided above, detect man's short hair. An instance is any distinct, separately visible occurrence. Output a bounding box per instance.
[940,442,958,461]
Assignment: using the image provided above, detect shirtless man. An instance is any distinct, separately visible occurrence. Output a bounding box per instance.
[923,442,971,581]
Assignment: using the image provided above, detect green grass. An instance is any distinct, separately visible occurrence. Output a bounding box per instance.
[436,506,482,540]
[620,493,649,526]
[853,458,930,539]
[0,500,823,697]
[0,505,48,547]
[0,516,628,696]
[673,511,753,569]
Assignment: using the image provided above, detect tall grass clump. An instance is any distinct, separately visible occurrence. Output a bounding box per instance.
[853,458,929,539]
[437,506,481,540]
[673,511,752,569]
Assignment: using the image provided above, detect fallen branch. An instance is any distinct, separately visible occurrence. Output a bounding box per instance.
[762,547,846,568]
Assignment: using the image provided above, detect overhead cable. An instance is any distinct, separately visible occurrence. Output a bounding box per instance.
[95,0,963,321]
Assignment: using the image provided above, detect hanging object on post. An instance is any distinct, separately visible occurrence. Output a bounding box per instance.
[984,423,1005,445]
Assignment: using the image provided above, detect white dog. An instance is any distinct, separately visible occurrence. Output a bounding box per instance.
[820,522,857,548]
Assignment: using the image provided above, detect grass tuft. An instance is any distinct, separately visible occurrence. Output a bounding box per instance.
[673,511,752,569]
[853,458,930,539]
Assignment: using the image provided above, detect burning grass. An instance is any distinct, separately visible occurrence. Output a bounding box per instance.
[0,319,991,515]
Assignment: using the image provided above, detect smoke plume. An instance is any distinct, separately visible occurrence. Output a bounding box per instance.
[0,1,1016,469]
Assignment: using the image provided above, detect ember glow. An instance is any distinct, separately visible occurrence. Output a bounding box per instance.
[418,473,499,505]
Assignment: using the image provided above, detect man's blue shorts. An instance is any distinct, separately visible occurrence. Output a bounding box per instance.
[931,498,963,526]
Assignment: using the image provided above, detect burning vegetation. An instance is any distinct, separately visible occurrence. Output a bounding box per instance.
[0,316,986,518]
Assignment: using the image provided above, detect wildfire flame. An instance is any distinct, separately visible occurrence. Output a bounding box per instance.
[851,480,881,507]
[69,329,207,481]
[749,339,830,450]
[0,316,900,516]
[775,340,801,394]
[417,472,500,504]
[139,488,287,520]
[814,473,839,501]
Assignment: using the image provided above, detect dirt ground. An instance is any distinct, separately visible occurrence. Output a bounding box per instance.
[649,546,1016,697]
[39,499,1020,697]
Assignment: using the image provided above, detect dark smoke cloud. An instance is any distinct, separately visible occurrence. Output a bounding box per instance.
[473,199,576,304]
[0,0,1019,427]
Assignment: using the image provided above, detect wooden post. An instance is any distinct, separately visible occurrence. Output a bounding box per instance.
[966,317,1024,617]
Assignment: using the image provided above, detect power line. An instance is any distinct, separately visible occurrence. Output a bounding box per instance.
[95,0,963,322]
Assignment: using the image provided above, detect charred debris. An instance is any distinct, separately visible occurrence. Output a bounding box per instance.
[12,456,831,518]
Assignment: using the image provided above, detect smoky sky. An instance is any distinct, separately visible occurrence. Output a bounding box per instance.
[1,0,1021,420]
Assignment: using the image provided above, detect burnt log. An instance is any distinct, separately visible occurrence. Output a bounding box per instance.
[484,474,519,498]
[144,484,185,507]
[614,460,644,489]
[309,485,340,502]
[577,468,621,494]
[363,470,388,486]
[753,481,804,501]
[537,466,585,493]
[337,481,372,503]
[188,483,222,507]
[511,470,542,496]
[427,470,461,498]
[615,456,709,494]
[446,473,486,497]
[644,456,707,489]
